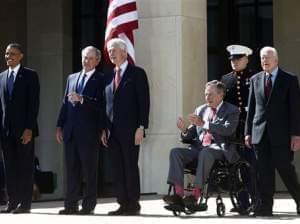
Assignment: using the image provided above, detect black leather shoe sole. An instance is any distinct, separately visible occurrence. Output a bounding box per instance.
[12,208,30,214]
[108,209,127,216]
[124,209,140,216]
[77,209,94,215]
[0,207,16,213]
[58,208,79,215]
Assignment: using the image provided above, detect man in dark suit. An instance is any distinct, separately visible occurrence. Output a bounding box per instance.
[164,80,240,209]
[56,46,105,215]
[0,43,40,213]
[0,147,8,205]
[221,45,256,213]
[245,46,300,216]
[101,38,150,216]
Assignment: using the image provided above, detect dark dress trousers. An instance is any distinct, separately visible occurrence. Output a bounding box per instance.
[0,146,7,204]
[105,64,150,210]
[245,68,300,211]
[0,66,40,210]
[57,71,105,211]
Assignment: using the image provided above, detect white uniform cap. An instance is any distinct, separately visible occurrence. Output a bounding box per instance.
[226,45,253,60]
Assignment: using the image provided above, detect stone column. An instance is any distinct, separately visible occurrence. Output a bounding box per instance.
[273,0,300,191]
[136,0,207,193]
[26,0,72,199]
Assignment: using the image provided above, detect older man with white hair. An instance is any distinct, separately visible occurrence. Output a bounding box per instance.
[245,46,300,216]
[101,38,150,216]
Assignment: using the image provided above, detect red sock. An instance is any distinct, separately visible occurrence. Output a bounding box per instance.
[192,187,201,200]
[175,184,184,197]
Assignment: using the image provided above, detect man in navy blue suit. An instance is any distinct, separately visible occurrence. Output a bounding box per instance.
[56,46,105,215]
[102,38,150,216]
[0,43,40,214]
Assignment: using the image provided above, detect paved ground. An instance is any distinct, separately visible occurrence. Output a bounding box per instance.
[0,194,299,224]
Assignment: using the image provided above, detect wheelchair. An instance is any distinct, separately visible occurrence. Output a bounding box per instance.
[164,155,255,217]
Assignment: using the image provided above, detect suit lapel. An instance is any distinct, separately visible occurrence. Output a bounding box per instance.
[105,72,114,98]
[255,72,266,103]
[266,69,284,105]
[216,103,226,120]
[2,70,9,96]
[82,71,97,94]
[70,72,81,93]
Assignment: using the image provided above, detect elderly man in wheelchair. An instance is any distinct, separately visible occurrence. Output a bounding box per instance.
[163,80,250,216]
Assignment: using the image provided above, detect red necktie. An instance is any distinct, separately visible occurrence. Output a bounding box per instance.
[114,68,122,92]
[202,108,217,146]
[264,74,272,98]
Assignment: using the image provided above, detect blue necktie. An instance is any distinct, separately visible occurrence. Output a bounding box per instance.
[7,71,15,96]
[77,74,86,94]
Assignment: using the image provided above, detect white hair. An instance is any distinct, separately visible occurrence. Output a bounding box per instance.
[81,46,101,59]
[260,46,278,58]
[107,38,128,54]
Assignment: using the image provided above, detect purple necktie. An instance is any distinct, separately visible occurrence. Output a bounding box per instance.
[265,74,272,98]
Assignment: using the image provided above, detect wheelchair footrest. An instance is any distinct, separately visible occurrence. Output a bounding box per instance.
[192,203,208,212]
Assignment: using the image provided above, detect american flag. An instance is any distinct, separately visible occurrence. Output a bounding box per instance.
[104,0,139,64]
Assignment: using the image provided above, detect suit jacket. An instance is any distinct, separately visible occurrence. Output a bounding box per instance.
[0,66,40,138]
[105,64,150,143]
[181,101,240,162]
[57,71,105,142]
[245,68,300,146]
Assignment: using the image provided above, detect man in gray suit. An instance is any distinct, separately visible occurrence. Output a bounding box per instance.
[165,80,240,208]
[245,46,300,216]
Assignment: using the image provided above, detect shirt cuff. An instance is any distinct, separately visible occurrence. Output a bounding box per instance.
[80,96,84,104]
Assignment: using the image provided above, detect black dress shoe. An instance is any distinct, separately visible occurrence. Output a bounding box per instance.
[77,208,94,215]
[230,207,238,213]
[12,208,30,214]
[0,206,17,213]
[108,206,127,216]
[125,203,141,216]
[164,194,184,206]
[58,208,79,215]
[253,210,273,217]
[0,190,8,205]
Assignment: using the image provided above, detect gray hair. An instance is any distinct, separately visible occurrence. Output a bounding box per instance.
[260,46,278,58]
[107,38,128,54]
[81,46,101,60]
[206,80,226,95]
[7,43,23,53]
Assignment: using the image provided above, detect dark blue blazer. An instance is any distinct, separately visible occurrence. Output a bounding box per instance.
[0,66,40,138]
[57,71,105,142]
[245,68,300,147]
[105,64,150,143]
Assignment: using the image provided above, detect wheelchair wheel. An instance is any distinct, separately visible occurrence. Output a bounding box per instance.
[217,202,225,217]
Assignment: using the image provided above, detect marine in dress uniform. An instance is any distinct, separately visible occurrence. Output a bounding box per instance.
[221,45,256,213]
[221,45,253,142]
